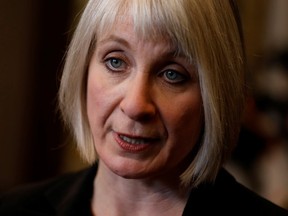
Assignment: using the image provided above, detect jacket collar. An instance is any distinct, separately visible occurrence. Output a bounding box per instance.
[44,164,97,215]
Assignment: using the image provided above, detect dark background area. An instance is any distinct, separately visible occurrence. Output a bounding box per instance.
[0,0,75,190]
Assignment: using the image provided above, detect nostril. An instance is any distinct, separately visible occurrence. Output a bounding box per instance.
[134,111,156,122]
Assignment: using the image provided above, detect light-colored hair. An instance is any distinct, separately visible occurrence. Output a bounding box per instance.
[59,0,246,188]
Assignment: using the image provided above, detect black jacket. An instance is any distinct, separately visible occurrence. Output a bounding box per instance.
[1,164,288,215]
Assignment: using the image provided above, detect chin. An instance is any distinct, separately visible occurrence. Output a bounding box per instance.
[104,157,160,179]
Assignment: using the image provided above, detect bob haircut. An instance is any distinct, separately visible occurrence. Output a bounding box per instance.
[59,0,246,188]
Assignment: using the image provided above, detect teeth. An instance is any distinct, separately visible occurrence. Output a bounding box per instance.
[120,135,147,145]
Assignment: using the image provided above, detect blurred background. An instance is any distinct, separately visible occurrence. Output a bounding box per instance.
[0,0,287,210]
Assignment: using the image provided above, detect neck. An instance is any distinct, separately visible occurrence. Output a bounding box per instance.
[91,161,189,216]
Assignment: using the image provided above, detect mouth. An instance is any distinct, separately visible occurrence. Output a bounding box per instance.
[113,132,160,152]
[119,134,154,145]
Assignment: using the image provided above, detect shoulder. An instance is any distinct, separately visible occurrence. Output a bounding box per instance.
[0,165,97,216]
[184,169,288,215]
[217,169,288,215]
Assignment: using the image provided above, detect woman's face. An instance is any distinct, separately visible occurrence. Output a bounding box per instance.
[87,19,203,179]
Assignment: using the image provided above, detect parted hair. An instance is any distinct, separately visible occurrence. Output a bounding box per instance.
[59,0,246,188]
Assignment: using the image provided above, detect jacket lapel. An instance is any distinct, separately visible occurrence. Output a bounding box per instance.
[44,165,97,215]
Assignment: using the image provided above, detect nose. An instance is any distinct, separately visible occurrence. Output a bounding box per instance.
[120,77,156,121]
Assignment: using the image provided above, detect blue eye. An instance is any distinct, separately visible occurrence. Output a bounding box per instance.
[165,70,178,80]
[163,70,186,83]
[105,57,126,72]
[107,58,123,69]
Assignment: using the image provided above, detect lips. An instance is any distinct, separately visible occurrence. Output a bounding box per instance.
[119,134,151,145]
[113,132,159,152]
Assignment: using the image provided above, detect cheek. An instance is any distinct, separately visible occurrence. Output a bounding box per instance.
[87,57,113,115]
[87,74,101,120]
[86,71,121,134]
[164,92,203,152]
[86,73,110,130]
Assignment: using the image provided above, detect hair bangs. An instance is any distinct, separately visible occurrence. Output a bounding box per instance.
[93,0,196,63]
[131,0,196,63]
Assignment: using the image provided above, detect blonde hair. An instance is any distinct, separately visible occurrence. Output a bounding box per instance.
[59,0,246,188]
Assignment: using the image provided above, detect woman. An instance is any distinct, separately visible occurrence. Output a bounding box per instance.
[1,0,288,215]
